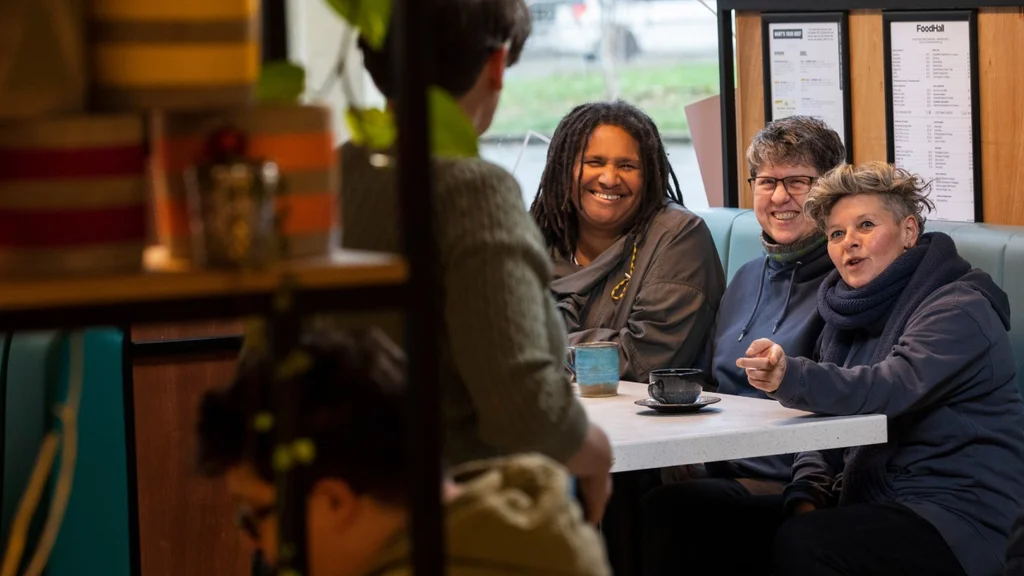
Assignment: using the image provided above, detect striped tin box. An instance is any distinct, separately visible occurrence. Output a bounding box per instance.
[0,115,147,277]
[152,105,338,261]
[90,0,258,111]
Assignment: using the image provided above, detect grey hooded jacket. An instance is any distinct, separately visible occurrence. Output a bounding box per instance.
[550,203,726,382]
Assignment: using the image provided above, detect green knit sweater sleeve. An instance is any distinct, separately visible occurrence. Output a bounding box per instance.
[433,157,589,464]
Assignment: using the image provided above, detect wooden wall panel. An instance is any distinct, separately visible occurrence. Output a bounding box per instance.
[978,7,1024,225]
[849,11,887,163]
[132,323,248,576]
[736,7,1024,224]
[736,11,764,209]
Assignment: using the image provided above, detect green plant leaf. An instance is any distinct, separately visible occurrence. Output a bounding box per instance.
[324,0,392,50]
[429,87,478,158]
[344,88,477,157]
[257,60,306,103]
[346,106,396,150]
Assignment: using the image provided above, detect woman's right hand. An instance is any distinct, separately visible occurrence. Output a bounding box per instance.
[735,338,788,393]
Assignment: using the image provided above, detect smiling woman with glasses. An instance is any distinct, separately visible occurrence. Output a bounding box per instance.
[641,115,846,575]
[748,174,818,196]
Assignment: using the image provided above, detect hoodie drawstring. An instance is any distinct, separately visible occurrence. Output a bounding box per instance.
[737,255,769,341]
[772,261,801,334]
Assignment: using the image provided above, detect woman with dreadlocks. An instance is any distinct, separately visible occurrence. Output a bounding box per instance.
[531,100,726,382]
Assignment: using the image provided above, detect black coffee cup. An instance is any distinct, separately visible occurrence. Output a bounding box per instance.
[648,368,704,404]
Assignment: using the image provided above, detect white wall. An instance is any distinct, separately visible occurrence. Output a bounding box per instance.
[289,0,386,144]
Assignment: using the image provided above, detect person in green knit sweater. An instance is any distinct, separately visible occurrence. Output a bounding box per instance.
[338,0,613,524]
[197,329,611,576]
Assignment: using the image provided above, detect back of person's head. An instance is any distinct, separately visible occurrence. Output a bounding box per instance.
[747,115,846,177]
[359,0,531,99]
[197,328,408,503]
[530,99,683,260]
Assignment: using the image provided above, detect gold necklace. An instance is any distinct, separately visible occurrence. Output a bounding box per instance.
[610,242,638,301]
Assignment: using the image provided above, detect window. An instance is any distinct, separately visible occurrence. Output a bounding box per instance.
[485,0,721,210]
[290,0,723,210]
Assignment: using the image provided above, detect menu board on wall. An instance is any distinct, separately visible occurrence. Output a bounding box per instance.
[761,12,853,161]
[884,10,982,222]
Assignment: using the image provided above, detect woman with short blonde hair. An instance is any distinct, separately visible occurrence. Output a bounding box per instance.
[803,162,933,236]
[737,161,1024,576]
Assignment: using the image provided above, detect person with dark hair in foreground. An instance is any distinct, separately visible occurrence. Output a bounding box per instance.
[531,100,725,383]
[339,0,614,524]
[197,329,611,576]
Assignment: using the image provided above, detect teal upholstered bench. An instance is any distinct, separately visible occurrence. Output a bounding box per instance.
[693,208,1024,396]
[1,330,130,576]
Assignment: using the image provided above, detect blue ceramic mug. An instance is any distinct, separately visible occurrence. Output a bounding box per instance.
[565,342,620,397]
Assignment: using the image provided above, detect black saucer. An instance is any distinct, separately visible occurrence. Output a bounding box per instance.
[634,394,721,413]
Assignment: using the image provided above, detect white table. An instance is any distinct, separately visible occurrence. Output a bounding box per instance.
[580,381,888,473]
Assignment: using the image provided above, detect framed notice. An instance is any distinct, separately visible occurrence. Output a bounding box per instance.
[761,12,853,162]
[883,10,982,222]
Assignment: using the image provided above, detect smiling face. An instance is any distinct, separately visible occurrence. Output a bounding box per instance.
[572,124,644,237]
[825,194,919,288]
[752,163,820,245]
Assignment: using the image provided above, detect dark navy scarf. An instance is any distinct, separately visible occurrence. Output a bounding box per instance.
[814,232,971,505]
[816,232,970,366]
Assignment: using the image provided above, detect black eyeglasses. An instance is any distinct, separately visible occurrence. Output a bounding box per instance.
[235,504,275,541]
[747,175,817,196]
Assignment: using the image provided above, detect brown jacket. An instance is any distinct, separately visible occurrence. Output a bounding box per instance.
[551,203,725,382]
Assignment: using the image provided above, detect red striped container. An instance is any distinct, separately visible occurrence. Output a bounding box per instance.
[0,116,147,277]
[151,105,338,261]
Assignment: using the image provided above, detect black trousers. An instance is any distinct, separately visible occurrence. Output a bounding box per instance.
[641,477,965,576]
[641,477,785,575]
[775,501,966,576]
[602,469,664,575]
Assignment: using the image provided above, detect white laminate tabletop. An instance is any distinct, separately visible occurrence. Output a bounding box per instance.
[579,381,888,473]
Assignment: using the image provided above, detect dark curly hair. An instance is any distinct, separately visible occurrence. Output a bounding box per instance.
[359,0,531,99]
[746,115,846,178]
[196,329,409,503]
[529,100,683,260]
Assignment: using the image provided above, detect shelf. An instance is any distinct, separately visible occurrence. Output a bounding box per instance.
[0,246,409,331]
